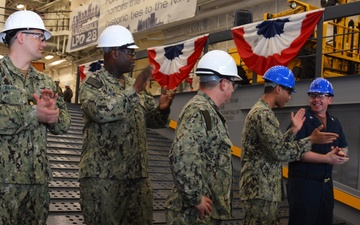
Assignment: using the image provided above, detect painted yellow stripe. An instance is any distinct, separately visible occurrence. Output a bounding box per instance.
[231,145,242,157]
[169,119,360,210]
[168,120,177,129]
[333,188,360,210]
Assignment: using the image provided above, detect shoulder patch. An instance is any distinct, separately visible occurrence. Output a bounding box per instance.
[85,77,103,89]
[200,110,212,131]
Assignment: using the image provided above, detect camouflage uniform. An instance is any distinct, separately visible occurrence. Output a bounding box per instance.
[0,55,71,225]
[165,91,233,225]
[56,85,63,97]
[79,67,170,225]
[239,99,312,225]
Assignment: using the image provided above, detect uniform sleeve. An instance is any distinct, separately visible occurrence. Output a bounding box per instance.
[79,76,140,124]
[143,90,170,129]
[169,108,206,206]
[257,109,312,162]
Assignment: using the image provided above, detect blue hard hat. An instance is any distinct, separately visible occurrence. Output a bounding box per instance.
[263,65,296,92]
[307,78,334,96]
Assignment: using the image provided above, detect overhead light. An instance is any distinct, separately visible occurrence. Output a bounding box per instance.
[48,59,66,66]
[16,4,25,9]
[45,55,54,60]
[290,1,297,9]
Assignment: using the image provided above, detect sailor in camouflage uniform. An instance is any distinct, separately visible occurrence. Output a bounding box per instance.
[165,50,242,225]
[0,11,71,225]
[239,66,339,225]
[78,25,175,225]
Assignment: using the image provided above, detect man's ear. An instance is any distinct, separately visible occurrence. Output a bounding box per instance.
[110,49,118,59]
[15,32,24,44]
[219,79,227,91]
[328,96,333,104]
[274,85,281,94]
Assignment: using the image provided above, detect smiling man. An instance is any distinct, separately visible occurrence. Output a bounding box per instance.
[239,66,339,225]
[0,10,70,225]
[287,78,349,225]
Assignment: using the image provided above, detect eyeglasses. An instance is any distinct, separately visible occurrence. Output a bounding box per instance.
[280,85,293,95]
[21,32,46,42]
[115,48,136,57]
[221,78,239,90]
[308,93,330,99]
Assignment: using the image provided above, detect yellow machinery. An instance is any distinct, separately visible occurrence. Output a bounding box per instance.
[230,0,360,83]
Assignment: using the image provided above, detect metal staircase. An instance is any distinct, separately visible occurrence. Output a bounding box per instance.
[47,103,84,225]
[46,103,349,225]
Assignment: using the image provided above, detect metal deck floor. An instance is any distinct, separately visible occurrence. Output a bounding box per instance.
[46,104,349,225]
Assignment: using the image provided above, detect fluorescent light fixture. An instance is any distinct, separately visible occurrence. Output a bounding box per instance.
[17,4,25,9]
[48,59,66,66]
[45,55,54,60]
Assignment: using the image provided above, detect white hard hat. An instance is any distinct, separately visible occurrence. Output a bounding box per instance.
[195,50,241,82]
[97,25,138,48]
[0,10,52,43]
[65,82,70,86]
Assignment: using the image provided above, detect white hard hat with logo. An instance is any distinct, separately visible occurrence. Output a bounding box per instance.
[0,10,52,43]
[195,50,242,82]
[97,25,138,49]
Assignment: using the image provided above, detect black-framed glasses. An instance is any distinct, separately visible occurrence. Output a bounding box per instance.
[21,32,46,42]
[308,93,330,99]
[114,48,136,57]
[280,85,293,95]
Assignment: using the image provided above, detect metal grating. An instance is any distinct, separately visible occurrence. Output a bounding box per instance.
[47,104,84,225]
[49,189,80,200]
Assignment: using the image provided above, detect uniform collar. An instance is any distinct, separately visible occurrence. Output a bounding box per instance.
[3,54,36,78]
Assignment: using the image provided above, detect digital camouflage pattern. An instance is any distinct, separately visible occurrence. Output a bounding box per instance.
[0,55,70,224]
[0,184,49,225]
[165,91,233,223]
[79,67,170,180]
[0,55,71,184]
[166,207,222,225]
[79,67,170,224]
[242,199,281,225]
[79,177,153,225]
[56,85,63,97]
[240,99,312,202]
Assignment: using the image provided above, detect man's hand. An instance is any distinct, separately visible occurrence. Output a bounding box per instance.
[34,92,59,124]
[133,66,152,93]
[290,108,306,134]
[39,88,58,109]
[158,86,176,111]
[309,125,339,144]
[325,146,349,165]
[195,196,213,221]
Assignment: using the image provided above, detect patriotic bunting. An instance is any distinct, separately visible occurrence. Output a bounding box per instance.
[147,35,208,89]
[232,9,324,75]
[79,60,103,81]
